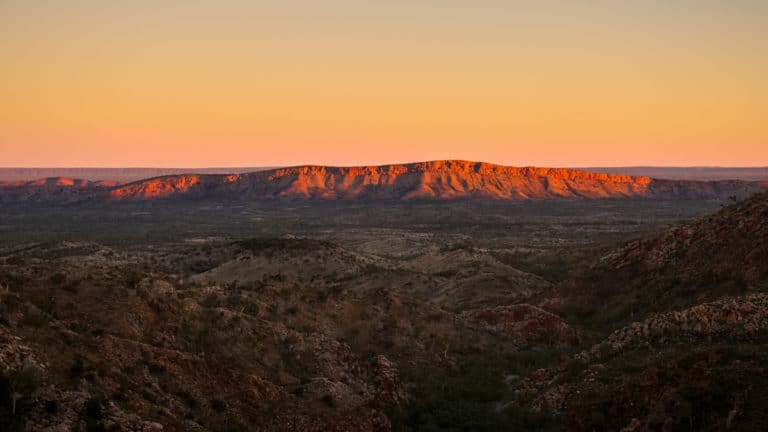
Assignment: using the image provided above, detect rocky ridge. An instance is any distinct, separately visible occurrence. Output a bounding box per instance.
[515,294,768,431]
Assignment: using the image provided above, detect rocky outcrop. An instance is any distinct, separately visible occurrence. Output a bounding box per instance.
[459,304,579,346]
[0,327,40,372]
[516,293,768,431]
[370,355,407,406]
[580,294,768,362]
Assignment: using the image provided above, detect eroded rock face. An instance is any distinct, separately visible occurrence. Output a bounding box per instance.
[108,175,204,199]
[459,304,579,346]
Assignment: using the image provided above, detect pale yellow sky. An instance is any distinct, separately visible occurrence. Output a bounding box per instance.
[1,1,767,167]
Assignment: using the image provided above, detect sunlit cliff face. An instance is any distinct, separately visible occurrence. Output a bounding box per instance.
[108,175,204,199]
[105,161,657,201]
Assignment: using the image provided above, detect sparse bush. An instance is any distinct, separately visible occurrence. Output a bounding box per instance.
[84,397,103,419]
[62,280,80,294]
[210,398,226,413]
[1,364,45,416]
[201,293,220,308]
[44,399,58,413]
[320,394,335,408]
[49,273,66,285]
[68,355,86,380]
[5,256,24,266]
[124,270,142,289]
[20,310,49,330]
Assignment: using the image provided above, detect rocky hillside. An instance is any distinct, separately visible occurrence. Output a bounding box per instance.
[548,191,768,330]
[500,193,768,432]
[2,161,765,203]
[0,238,567,431]
[511,192,768,431]
[517,294,768,431]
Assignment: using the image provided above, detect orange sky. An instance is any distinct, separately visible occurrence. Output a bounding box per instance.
[1,1,767,167]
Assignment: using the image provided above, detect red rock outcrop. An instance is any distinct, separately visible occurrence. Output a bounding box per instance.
[459,304,580,346]
[370,355,407,406]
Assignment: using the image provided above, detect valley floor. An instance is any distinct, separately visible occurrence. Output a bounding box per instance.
[2,196,766,431]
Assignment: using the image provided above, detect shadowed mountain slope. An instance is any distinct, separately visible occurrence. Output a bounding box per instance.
[513,193,768,432]
[548,190,768,331]
[0,177,120,203]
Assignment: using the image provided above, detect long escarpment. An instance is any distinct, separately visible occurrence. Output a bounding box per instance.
[105,160,765,201]
[2,161,765,203]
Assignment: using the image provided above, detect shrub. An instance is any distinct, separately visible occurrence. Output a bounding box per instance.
[320,394,335,408]
[210,398,226,413]
[1,365,45,416]
[124,270,143,289]
[201,293,220,308]
[20,311,49,330]
[49,273,66,285]
[5,256,24,266]
[62,280,80,294]
[44,399,59,413]
[68,355,86,380]
[84,397,103,419]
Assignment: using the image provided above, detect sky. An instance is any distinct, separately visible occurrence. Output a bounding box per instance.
[1,1,767,167]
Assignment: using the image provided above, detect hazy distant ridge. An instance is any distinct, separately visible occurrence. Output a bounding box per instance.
[584,166,768,181]
[0,167,274,182]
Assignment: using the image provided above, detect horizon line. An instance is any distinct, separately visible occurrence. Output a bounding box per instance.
[2,161,768,170]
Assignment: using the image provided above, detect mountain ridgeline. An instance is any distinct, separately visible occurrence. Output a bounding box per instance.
[2,161,766,203]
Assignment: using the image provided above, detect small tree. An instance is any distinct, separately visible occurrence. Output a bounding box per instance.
[6,365,43,415]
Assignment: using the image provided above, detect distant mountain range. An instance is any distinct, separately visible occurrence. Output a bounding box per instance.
[1,161,766,204]
[584,166,768,181]
[0,167,275,182]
